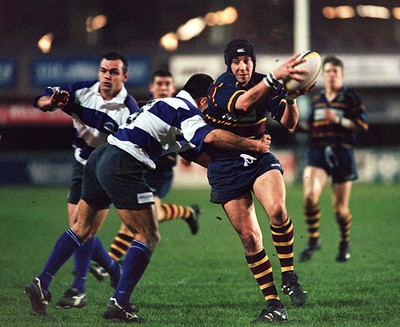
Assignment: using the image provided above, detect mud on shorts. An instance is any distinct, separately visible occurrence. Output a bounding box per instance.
[207,152,284,204]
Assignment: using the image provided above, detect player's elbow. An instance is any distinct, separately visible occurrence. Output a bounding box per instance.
[235,96,253,113]
[203,130,219,144]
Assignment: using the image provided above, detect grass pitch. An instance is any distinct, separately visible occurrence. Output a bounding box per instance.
[0,183,399,326]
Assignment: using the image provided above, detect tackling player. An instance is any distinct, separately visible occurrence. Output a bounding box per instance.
[24,73,273,323]
[89,70,201,280]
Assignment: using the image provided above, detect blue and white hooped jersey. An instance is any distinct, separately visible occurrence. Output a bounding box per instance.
[34,80,139,164]
[108,90,214,169]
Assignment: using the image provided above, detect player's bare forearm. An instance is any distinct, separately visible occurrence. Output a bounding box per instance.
[192,152,211,168]
[204,129,270,153]
[280,104,299,129]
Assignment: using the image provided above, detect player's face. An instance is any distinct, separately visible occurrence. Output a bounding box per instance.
[231,56,254,86]
[98,59,128,100]
[322,63,343,91]
[149,76,176,99]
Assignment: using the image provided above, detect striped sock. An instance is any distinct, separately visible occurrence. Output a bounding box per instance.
[270,217,294,273]
[109,233,134,262]
[159,204,192,222]
[246,248,280,302]
[336,212,352,243]
[305,204,321,246]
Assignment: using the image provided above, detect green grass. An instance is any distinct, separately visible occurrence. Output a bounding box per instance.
[0,183,399,326]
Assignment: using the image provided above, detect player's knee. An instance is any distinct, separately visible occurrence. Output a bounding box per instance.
[73,227,94,242]
[147,231,161,250]
[304,192,318,207]
[269,203,287,225]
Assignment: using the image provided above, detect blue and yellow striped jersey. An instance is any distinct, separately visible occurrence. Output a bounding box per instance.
[309,87,368,147]
[205,71,286,140]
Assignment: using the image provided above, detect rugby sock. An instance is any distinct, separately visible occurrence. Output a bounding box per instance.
[91,236,121,282]
[304,203,321,246]
[109,232,134,262]
[336,212,352,243]
[159,203,192,222]
[113,240,152,306]
[72,237,95,292]
[270,217,294,272]
[38,228,83,290]
[246,248,280,303]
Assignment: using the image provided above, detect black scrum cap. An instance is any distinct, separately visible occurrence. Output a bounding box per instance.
[224,39,256,68]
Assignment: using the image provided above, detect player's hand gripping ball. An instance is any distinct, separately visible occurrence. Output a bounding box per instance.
[284,51,321,93]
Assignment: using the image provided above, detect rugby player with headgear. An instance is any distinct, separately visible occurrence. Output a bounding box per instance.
[204,39,312,323]
[24,73,273,323]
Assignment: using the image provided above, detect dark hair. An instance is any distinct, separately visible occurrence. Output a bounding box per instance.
[152,70,173,81]
[224,39,256,68]
[323,56,343,70]
[182,73,213,100]
[102,52,128,74]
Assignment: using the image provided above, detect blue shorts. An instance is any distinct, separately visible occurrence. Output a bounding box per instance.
[81,143,154,210]
[145,168,174,199]
[307,146,358,183]
[207,152,284,204]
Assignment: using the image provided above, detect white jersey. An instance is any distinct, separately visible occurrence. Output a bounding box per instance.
[108,90,214,169]
[34,80,139,165]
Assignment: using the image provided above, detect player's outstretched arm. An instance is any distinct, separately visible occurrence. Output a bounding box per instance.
[204,129,271,153]
[37,90,69,111]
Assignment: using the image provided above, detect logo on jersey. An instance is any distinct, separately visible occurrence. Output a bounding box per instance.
[240,154,257,167]
[137,192,154,204]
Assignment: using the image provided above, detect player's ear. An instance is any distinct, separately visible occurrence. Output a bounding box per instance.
[197,97,208,112]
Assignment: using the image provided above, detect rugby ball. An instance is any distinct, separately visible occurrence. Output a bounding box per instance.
[284,50,322,93]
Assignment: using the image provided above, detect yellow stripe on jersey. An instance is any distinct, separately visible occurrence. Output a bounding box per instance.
[227,90,246,113]
[356,118,369,131]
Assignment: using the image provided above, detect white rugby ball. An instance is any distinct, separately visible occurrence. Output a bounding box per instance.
[284,50,322,93]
